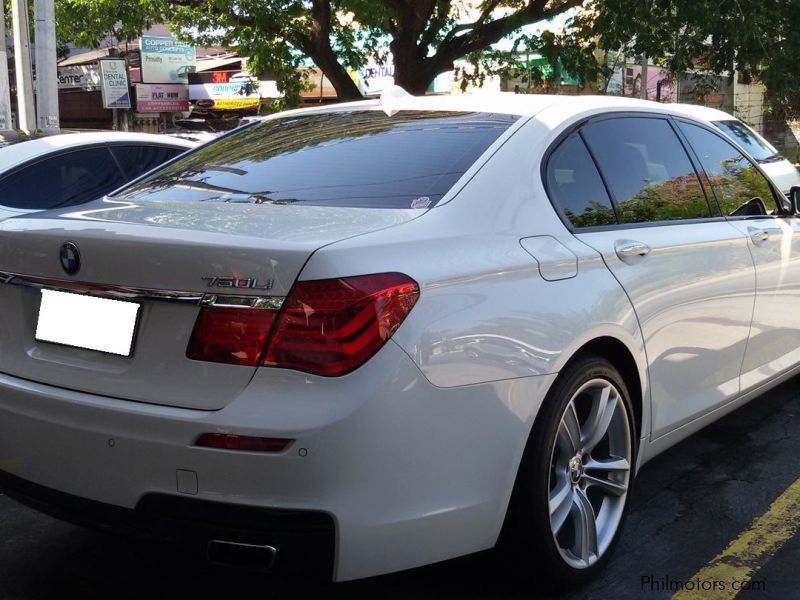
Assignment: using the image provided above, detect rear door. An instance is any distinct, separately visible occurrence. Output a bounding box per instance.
[678,120,800,392]
[548,114,756,438]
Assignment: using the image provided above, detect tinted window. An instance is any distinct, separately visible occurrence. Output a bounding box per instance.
[583,117,711,224]
[0,146,126,210]
[110,145,184,179]
[713,120,777,162]
[118,111,518,209]
[546,133,616,228]
[679,122,776,216]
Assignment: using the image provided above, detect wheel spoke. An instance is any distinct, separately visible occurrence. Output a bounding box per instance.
[585,456,630,474]
[583,474,627,497]
[572,488,598,563]
[582,385,618,451]
[549,479,573,534]
[559,401,581,454]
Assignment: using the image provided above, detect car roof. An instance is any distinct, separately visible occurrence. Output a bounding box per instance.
[662,103,738,123]
[0,131,196,172]
[268,91,748,126]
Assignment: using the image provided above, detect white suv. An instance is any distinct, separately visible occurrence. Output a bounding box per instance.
[0,92,797,590]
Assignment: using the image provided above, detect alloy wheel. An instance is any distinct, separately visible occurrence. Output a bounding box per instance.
[548,378,632,569]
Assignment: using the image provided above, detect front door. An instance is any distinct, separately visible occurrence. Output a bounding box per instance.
[572,115,756,438]
[677,119,800,393]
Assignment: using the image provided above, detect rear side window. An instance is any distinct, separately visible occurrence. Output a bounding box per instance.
[582,117,711,224]
[679,122,777,216]
[0,146,126,210]
[712,120,777,162]
[546,133,617,228]
[118,111,518,209]
[110,145,184,179]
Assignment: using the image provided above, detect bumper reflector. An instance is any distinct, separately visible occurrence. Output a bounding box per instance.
[195,433,293,453]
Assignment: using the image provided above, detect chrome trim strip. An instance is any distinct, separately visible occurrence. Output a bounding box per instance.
[0,271,285,309]
[200,295,285,310]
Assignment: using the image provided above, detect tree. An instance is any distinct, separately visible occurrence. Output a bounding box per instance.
[575,0,800,99]
[57,0,585,105]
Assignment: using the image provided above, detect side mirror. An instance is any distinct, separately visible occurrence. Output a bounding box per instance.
[790,186,800,214]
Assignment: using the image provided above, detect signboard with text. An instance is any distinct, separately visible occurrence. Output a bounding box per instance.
[99,59,131,109]
[141,36,196,84]
[58,65,101,90]
[135,83,189,113]
[188,70,278,111]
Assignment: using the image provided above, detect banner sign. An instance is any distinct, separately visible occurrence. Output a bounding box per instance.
[135,83,189,113]
[58,65,100,90]
[140,36,196,84]
[99,59,131,109]
[188,70,278,110]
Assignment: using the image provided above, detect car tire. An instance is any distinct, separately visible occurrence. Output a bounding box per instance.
[499,353,636,592]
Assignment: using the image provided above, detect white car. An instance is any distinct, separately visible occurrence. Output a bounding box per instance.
[0,131,195,220]
[668,103,800,194]
[0,92,798,589]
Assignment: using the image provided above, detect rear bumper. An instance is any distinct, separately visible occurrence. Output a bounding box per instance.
[0,342,554,581]
[0,468,335,578]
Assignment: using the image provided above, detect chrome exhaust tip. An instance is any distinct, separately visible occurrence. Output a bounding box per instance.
[207,539,277,569]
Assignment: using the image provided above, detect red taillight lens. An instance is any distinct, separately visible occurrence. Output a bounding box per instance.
[264,273,419,376]
[186,306,277,366]
[187,273,419,376]
[195,433,292,453]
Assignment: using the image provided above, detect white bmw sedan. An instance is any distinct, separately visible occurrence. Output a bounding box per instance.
[0,92,797,589]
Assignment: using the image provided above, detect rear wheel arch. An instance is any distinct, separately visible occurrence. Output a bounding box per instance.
[572,337,643,444]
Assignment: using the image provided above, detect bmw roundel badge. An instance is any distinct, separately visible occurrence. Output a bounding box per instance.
[59,242,81,275]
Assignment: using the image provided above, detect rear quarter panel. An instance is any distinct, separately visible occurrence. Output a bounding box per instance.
[300,116,651,445]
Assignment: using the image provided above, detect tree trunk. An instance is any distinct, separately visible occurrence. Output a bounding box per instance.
[314,48,363,101]
[300,0,363,101]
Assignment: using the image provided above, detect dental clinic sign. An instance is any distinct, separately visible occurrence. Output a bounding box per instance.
[98,59,131,109]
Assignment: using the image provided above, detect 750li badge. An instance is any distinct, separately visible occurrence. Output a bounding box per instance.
[202,276,274,290]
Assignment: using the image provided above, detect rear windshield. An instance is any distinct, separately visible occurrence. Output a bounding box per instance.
[713,120,778,162]
[116,110,518,209]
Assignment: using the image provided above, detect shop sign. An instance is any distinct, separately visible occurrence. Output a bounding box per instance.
[99,59,131,109]
[135,83,189,113]
[58,65,101,90]
[140,36,196,84]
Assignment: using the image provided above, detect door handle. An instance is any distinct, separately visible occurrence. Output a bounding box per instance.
[749,229,769,244]
[747,226,781,245]
[615,240,651,261]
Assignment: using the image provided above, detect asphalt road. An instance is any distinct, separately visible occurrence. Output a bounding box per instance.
[1,378,799,599]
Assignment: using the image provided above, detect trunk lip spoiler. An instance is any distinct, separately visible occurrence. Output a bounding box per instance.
[0,271,285,310]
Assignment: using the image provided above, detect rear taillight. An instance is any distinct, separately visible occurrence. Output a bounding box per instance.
[186,306,277,366]
[187,273,419,376]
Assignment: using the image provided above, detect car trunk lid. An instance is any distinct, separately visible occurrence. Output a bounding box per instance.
[0,200,420,410]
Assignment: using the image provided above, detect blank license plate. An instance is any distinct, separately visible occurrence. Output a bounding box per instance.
[35,289,140,356]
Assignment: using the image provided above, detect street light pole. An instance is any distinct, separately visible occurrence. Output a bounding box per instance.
[34,0,59,132]
[11,0,35,133]
[0,1,14,131]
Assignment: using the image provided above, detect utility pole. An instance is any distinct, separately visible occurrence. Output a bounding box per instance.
[640,54,648,100]
[11,0,35,133]
[0,2,14,131]
[34,0,59,132]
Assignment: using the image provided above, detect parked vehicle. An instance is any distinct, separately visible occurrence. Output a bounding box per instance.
[0,91,798,589]
[668,103,800,194]
[0,132,195,220]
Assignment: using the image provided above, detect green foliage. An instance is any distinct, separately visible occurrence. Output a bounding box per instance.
[56,0,584,104]
[580,0,800,101]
